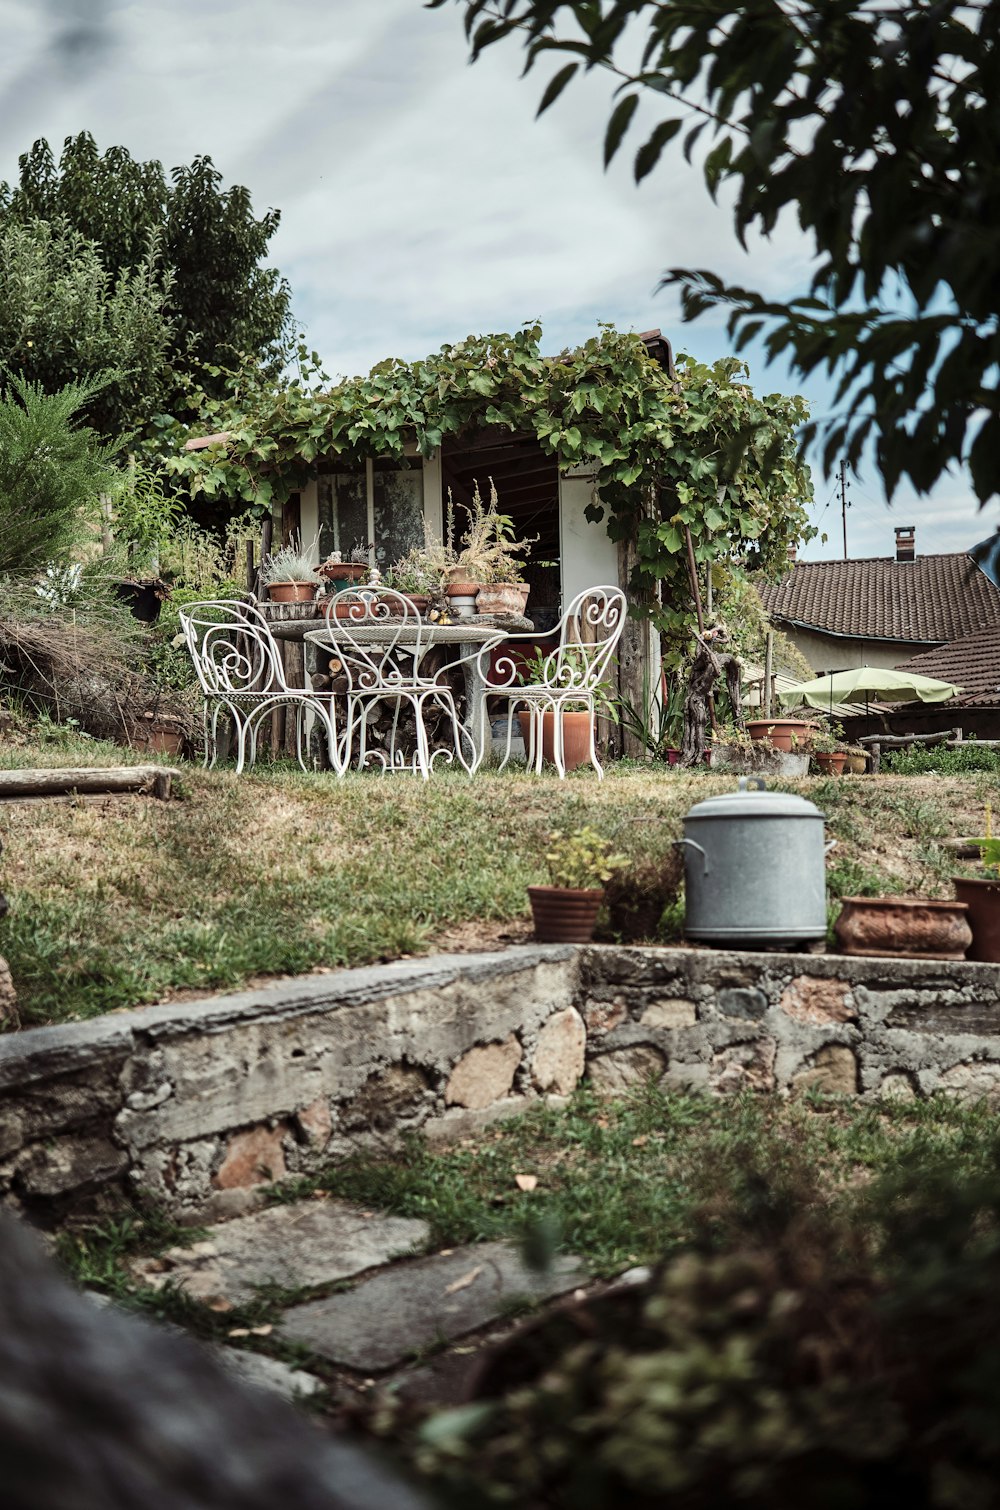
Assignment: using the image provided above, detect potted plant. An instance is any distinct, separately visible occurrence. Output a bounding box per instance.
[528,825,627,943]
[316,543,372,590]
[382,547,445,615]
[444,479,533,617]
[745,716,816,753]
[952,806,1000,962]
[514,648,616,772]
[261,540,321,604]
[810,725,848,775]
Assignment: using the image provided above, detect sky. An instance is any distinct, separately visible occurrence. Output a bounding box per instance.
[1,0,997,563]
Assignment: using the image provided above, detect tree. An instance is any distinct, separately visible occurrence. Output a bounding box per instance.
[0,133,293,402]
[0,217,174,441]
[0,374,119,574]
[430,1,1000,504]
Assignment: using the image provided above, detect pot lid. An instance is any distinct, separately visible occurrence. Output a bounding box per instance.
[685,786,825,822]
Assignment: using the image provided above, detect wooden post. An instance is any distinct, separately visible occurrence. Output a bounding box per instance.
[683,525,717,732]
[616,537,653,759]
[245,540,256,595]
[763,632,773,718]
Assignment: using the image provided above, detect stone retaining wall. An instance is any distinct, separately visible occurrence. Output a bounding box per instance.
[2,945,999,1226]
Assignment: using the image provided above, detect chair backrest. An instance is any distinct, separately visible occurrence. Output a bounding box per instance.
[322,587,431,691]
[177,599,291,697]
[535,586,627,695]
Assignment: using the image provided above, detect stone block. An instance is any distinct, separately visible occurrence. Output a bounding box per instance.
[213,1124,288,1190]
[780,976,857,1026]
[588,1045,667,1096]
[532,1008,586,1095]
[717,987,768,1021]
[790,1044,859,1097]
[278,1240,586,1372]
[340,1065,431,1131]
[584,998,628,1035]
[445,1035,522,1110]
[640,998,697,1029]
[14,1134,127,1197]
[937,1060,1000,1104]
[130,1199,430,1305]
[879,1072,917,1101]
[423,1097,540,1143]
[710,1038,777,1095]
[295,1097,332,1148]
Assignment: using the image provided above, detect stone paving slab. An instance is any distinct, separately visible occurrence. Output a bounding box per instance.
[130,1200,429,1305]
[278,1241,586,1372]
[215,1345,323,1401]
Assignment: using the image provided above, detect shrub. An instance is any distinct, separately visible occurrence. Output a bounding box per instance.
[884,744,1000,775]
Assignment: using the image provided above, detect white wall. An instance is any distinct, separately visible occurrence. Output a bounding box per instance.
[558,466,619,607]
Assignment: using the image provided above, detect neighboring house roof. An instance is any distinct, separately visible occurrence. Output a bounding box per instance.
[758,553,1000,644]
[897,624,1000,707]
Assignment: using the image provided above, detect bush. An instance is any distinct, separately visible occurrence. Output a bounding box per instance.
[406,1139,1000,1508]
[884,744,1000,775]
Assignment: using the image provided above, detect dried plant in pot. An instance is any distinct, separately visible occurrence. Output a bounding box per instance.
[445,479,534,616]
[528,825,627,944]
[261,539,320,604]
[601,846,684,942]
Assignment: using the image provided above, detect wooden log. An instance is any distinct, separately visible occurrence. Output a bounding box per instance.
[763,632,773,719]
[0,766,180,800]
[857,729,959,748]
[282,639,305,756]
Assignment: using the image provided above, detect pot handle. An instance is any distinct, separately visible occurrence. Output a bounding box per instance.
[824,839,838,855]
[674,837,709,876]
[737,776,767,792]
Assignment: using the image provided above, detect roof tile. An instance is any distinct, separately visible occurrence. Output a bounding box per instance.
[758,554,1000,643]
[897,623,1000,707]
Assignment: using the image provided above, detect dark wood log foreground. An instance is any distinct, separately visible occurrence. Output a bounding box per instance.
[0,766,180,801]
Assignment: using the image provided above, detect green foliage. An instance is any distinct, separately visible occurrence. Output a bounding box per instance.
[434,1,1000,504]
[0,217,174,440]
[885,743,1000,776]
[109,457,184,575]
[0,374,119,573]
[168,324,813,640]
[542,824,628,888]
[0,132,293,409]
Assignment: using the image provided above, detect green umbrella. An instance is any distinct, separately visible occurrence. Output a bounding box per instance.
[778,666,963,712]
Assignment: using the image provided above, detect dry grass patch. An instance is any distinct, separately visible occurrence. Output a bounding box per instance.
[0,733,992,1027]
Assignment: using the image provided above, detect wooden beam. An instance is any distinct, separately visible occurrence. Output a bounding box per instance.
[0,767,179,801]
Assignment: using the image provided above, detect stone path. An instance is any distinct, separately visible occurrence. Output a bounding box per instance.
[127,1197,588,1400]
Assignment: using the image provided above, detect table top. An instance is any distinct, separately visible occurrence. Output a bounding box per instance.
[305,620,508,647]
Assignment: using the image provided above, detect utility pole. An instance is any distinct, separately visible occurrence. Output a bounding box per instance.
[839,460,851,559]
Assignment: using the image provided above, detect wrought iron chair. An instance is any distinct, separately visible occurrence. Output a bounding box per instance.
[178,599,339,774]
[482,585,627,779]
[322,587,477,778]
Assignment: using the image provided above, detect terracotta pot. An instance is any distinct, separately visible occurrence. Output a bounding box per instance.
[321,563,370,590]
[745,718,815,753]
[528,884,604,943]
[322,595,366,621]
[518,709,594,772]
[834,895,972,960]
[266,580,318,604]
[136,718,184,756]
[814,751,848,775]
[476,583,530,616]
[664,747,711,767]
[399,593,431,615]
[952,876,1000,962]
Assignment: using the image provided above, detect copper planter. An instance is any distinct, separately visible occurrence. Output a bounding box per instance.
[834,895,972,960]
[528,885,604,943]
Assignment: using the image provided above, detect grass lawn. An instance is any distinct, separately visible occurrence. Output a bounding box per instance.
[0,730,997,1027]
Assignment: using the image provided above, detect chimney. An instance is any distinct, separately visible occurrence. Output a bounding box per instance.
[895,525,915,562]
[786,542,798,564]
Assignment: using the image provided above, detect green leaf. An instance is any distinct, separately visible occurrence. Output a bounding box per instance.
[604,94,639,167]
[634,119,682,183]
[536,63,579,117]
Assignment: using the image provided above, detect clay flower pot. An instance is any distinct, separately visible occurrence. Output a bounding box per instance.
[518,709,594,772]
[834,895,972,960]
[444,578,481,619]
[814,751,848,775]
[476,583,530,616]
[266,581,318,604]
[528,885,604,943]
[745,718,815,753]
[952,876,1000,962]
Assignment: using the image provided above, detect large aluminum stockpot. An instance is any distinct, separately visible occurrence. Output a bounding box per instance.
[678,778,831,947]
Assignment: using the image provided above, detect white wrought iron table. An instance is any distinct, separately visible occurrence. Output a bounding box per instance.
[303,620,512,767]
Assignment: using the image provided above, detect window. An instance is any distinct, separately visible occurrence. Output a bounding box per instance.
[317,459,424,564]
